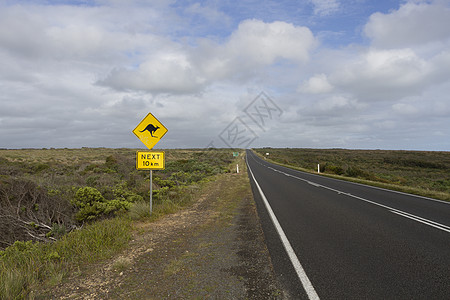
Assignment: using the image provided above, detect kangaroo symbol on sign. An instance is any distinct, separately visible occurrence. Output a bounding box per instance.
[140,124,160,138]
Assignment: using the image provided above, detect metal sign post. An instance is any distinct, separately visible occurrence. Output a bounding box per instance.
[133,112,168,216]
[150,170,152,214]
[136,151,165,215]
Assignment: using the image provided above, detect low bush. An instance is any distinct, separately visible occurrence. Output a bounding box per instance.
[153,176,175,188]
[72,187,133,222]
[0,178,74,249]
[254,148,450,200]
[383,157,447,169]
[113,183,143,203]
[345,166,369,178]
[0,148,236,297]
[0,218,131,299]
[73,187,105,207]
[323,164,344,175]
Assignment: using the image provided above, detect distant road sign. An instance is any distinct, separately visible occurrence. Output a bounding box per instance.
[133,112,168,150]
[136,151,165,170]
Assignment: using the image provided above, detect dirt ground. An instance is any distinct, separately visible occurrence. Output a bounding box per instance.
[42,168,284,299]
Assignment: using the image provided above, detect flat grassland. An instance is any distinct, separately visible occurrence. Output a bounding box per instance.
[0,148,238,299]
[253,148,450,202]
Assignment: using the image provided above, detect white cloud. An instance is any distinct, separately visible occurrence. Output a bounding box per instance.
[391,83,450,119]
[309,0,340,16]
[0,0,449,150]
[184,2,231,25]
[101,52,206,94]
[226,19,315,65]
[101,19,316,93]
[0,5,48,58]
[430,50,450,80]
[331,48,431,100]
[293,0,450,150]
[364,0,450,48]
[315,95,360,112]
[392,102,420,116]
[298,73,333,94]
[300,47,435,102]
[197,19,316,83]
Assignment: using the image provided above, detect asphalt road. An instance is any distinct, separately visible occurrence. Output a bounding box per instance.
[246,150,450,299]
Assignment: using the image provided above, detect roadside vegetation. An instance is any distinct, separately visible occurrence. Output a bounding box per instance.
[253,148,450,201]
[0,148,233,299]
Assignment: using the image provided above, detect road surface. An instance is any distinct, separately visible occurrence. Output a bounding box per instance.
[246,150,450,299]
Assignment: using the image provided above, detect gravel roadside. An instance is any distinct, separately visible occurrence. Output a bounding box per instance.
[44,164,284,299]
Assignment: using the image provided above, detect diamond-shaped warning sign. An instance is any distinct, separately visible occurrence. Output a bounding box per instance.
[133,112,168,150]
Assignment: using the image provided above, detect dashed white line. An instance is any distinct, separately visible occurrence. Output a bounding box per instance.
[251,152,450,234]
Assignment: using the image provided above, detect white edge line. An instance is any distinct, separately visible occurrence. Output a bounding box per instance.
[246,157,320,300]
[251,152,450,234]
[254,151,450,206]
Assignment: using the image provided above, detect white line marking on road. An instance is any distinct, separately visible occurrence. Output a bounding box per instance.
[390,210,450,233]
[255,152,450,206]
[247,160,320,300]
[251,153,450,234]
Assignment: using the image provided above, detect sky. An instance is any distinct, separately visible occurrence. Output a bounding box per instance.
[1,0,450,150]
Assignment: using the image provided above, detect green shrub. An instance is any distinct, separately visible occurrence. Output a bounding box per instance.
[74,202,104,222]
[169,171,206,186]
[153,186,170,203]
[1,240,38,255]
[0,218,131,299]
[86,175,100,187]
[345,167,369,178]
[169,171,190,185]
[72,186,138,222]
[32,163,50,173]
[48,223,67,239]
[104,155,119,172]
[103,199,131,214]
[72,187,106,221]
[83,164,100,173]
[324,164,344,175]
[0,148,236,297]
[383,157,447,169]
[153,176,175,188]
[73,187,105,208]
[113,183,143,203]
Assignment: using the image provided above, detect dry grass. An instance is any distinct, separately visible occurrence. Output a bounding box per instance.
[0,148,237,299]
[254,148,450,201]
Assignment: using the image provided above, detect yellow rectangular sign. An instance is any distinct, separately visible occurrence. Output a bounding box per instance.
[136,151,165,170]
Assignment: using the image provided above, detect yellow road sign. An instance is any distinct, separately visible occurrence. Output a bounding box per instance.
[133,112,168,150]
[136,151,165,170]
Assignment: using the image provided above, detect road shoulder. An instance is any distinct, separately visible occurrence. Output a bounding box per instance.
[44,168,283,299]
